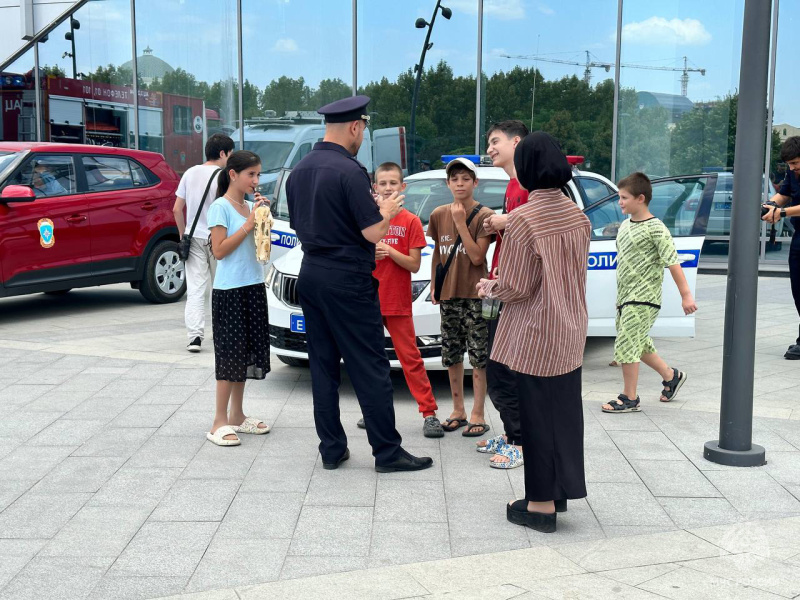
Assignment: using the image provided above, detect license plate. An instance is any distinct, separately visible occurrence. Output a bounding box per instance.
[290,314,305,333]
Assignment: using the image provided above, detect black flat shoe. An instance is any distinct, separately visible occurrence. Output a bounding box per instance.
[375,448,433,473]
[507,499,557,533]
[322,448,350,470]
[555,499,568,513]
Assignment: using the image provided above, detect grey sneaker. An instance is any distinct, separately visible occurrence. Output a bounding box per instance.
[187,337,202,353]
[423,416,444,438]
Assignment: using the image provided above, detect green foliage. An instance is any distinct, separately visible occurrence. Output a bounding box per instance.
[126,59,770,181]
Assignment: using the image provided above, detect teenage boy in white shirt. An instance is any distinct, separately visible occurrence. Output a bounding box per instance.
[173,133,234,352]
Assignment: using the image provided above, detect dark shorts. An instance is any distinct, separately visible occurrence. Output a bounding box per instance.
[440,298,488,368]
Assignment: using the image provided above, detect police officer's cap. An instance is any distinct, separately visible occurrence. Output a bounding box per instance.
[318,95,371,124]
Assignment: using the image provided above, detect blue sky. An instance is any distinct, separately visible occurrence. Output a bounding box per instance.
[32,0,800,128]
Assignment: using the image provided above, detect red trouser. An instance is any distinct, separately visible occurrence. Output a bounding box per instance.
[383,315,438,417]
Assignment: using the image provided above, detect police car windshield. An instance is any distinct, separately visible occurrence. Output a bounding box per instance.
[243,141,294,174]
[403,177,507,227]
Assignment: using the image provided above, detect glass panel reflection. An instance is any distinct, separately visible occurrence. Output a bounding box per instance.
[481,1,617,179]
[0,49,36,142]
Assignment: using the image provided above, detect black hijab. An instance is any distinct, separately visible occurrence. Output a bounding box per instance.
[513,131,572,192]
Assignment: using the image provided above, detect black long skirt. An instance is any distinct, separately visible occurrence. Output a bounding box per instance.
[515,367,587,502]
[212,283,270,382]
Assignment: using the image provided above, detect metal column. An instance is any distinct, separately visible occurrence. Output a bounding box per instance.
[33,42,42,142]
[352,0,357,95]
[609,0,623,182]
[703,0,771,467]
[130,0,139,150]
[474,0,483,155]
[236,0,244,150]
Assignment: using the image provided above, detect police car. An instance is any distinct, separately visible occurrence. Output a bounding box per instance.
[267,158,712,369]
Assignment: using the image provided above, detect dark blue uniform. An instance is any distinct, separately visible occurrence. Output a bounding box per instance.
[286,140,403,466]
[778,170,800,339]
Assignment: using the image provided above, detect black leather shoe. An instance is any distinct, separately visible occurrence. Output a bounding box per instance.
[506,500,556,533]
[322,448,350,470]
[375,448,433,473]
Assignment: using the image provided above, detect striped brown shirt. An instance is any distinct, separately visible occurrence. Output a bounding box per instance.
[484,188,590,377]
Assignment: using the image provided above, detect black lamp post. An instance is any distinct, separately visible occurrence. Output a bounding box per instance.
[64,17,81,79]
[408,1,451,174]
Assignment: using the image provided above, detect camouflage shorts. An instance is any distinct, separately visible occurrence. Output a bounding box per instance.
[440,298,488,368]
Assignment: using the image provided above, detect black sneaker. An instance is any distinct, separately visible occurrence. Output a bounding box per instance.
[785,344,800,360]
[423,416,444,438]
[357,417,366,429]
[187,337,202,353]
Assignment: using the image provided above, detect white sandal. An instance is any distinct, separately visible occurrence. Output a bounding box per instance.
[206,425,241,446]
[234,417,270,435]
[490,445,524,469]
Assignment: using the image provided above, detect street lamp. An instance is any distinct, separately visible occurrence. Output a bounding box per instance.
[64,17,80,79]
[409,1,451,174]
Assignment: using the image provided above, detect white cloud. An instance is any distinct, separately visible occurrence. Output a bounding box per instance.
[619,17,711,46]
[537,4,555,16]
[272,38,299,53]
[447,0,525,20]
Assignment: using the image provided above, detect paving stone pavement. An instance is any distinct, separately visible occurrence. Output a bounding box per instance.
[0,274,798,599]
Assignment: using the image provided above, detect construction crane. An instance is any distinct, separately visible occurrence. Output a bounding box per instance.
[499,51,706,96]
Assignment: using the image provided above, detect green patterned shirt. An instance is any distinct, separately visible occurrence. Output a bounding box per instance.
[616,217,679,307]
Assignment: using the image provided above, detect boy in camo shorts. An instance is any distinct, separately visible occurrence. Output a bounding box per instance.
[601,172,698,414]
[427,158,495,436]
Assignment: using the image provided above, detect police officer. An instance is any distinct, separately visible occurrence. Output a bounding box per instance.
[286,95,434,472]
[764,136,800,360]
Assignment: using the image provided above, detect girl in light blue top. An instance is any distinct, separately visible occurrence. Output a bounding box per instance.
[205,150,271,446]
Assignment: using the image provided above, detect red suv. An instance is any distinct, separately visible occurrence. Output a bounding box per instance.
[0,143,186,303]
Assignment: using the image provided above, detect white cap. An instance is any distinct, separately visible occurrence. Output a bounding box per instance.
[445,157,478,176]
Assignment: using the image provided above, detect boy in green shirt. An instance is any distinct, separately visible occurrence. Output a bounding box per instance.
[601,172,698,413]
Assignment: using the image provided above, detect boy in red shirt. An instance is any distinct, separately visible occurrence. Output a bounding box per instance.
[357,162,443,438]
[479,120,530,469]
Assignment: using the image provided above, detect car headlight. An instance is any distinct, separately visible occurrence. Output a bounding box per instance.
[269,268,282,299]
[266,265,276,287]
[411,280,430,302]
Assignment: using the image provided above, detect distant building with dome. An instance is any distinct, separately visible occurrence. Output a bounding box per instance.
[121,46,174,85]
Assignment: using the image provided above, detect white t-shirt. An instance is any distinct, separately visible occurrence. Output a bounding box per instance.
[176,164,222,240]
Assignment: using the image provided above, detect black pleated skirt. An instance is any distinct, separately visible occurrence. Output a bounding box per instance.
[515,367,587,502]
[212,283,270,382]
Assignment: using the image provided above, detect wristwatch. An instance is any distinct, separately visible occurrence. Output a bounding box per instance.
[780,208,787,219]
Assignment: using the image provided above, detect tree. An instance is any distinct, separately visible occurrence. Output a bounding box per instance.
[261,76,311,115]
[310,78,352,110]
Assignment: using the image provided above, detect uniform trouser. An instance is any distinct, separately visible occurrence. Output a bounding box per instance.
[383,315,438,417]
[297,262,403,466]
[185,237,217,340]
[516,367,587,503]
[790,234,800,345]
[486,306,522,445]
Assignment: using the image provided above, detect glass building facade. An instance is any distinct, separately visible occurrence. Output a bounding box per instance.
[0,0,795,267]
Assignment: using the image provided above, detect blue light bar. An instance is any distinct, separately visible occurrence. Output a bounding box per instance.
[441,154,480,165]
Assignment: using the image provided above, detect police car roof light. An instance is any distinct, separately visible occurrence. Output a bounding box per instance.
[441,154,480,165]
[566,155,584,166]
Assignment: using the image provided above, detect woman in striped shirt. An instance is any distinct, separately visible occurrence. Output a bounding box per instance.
[478,132,590,534]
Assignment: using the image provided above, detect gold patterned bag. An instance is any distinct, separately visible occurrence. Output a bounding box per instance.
[253,204,274,264]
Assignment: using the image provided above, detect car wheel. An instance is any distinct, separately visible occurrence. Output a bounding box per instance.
[139,240,187,304]
[278,355,309,368]
[44,289,72,295]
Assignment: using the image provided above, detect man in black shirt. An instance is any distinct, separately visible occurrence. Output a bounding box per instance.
[764,136,800,359]
[286,95,433,472]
